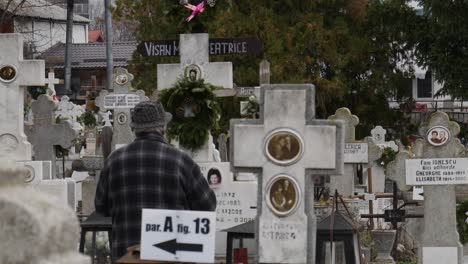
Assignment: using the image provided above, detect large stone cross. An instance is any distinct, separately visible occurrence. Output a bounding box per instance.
[0,34,45,161]
[388,112,465,264]
[230,84,344,263]
[28,95,77,178]
[95,68,148,149]
[157,33,233,89]
[328,108,382,196]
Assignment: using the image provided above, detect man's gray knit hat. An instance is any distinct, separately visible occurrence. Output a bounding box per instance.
[130,100,172,129]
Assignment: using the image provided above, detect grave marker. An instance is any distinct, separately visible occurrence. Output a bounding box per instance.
[388,111,465,264]
[28,95,77,178]
[230,84,344,263]
[328,108,382,196]
[0,34,45,161]
[157,33,233,90]
[95,68,148,149]
[44,69,62,101]
[198,162,257,231]
[157,33,234,162]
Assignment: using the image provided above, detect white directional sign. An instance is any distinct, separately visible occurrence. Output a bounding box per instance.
[406,158,468,185]
[140,209,216,263]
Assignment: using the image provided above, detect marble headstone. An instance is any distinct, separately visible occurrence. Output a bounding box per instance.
[230,84,344,263]
[95,68,148,150]
[28,95,77,178]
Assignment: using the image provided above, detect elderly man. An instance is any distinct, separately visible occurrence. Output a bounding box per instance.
[95,100,216,261]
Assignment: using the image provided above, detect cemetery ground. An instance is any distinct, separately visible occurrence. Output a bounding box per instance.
[2,26,468,264]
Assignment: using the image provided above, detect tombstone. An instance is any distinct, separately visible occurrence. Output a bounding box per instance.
[368,125,399,193]
[397,112,465,264]
[328,108,382,196]
[230,84,345,263]
[95,68,148,150]
[0,34,44,161]
[157,33,233,90]
[27,95,77,178]
[198,162,257,256]
[0,160,90,264]
[44,69,62,101]
[0,34,56,184]
[157,33,233,162]
[371,125,398,151]
[73,156,104,216]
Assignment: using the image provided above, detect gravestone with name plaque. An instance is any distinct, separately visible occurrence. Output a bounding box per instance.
[198,162,257,231]
[328,108,382,196]
[230,84,344,263]
[388,111,466,264]
[369,125,399,192]
[95,68,148,149]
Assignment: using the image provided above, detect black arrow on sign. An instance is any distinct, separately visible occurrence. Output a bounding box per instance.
[153,239,203,254]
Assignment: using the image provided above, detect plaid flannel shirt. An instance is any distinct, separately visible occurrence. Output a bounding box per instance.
[95,132,216,260]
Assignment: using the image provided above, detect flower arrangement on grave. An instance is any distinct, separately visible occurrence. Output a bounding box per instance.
[376,147,397,168]
[159,77,221,151]
[78,110,97,128]
[241,95,260,119]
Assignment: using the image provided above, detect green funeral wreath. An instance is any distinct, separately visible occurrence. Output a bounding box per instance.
[159,77,221,151]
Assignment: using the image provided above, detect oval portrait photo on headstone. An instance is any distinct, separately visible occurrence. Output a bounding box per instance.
[207,167,222,189]
[426,126,450,146]
[266,175,300,217]
[0,65,17,83]
[265,129,303,165]
[184,64,202,82]
[117,113,127,125]
[115,74,128,85]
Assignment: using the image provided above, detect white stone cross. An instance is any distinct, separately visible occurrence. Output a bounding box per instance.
[156,33,234,162]
[44,69,62,101]
[371,125,398,151]
[157,33,233,89]
[230,84,344,263]
[0,34,45,161]
[387,112,465,264]
[95,67,148,149]
[328,108,382,196]
[28,95,77,178]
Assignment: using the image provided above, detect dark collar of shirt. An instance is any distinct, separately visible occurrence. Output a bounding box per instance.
[134,131,168,144]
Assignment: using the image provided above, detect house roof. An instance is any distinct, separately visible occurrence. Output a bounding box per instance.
[0,0,90,23]
[88,30,105,43]
[41,41,138,69]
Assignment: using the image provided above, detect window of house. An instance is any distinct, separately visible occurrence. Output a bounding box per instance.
[417,71,432,98]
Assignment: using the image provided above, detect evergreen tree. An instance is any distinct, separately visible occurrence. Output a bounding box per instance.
[113,0,417,136]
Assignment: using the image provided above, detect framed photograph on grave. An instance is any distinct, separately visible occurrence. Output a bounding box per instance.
[426,126,450,146]
[266,175,301,217]
[207,167,222,189]
[117,113,128,125]
[115,73,129,85]
[184,64,202,82]
[264,129,304,166]
[0,65,17,83]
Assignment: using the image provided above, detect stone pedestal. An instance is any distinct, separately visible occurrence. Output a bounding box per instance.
[371,230,396,263]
